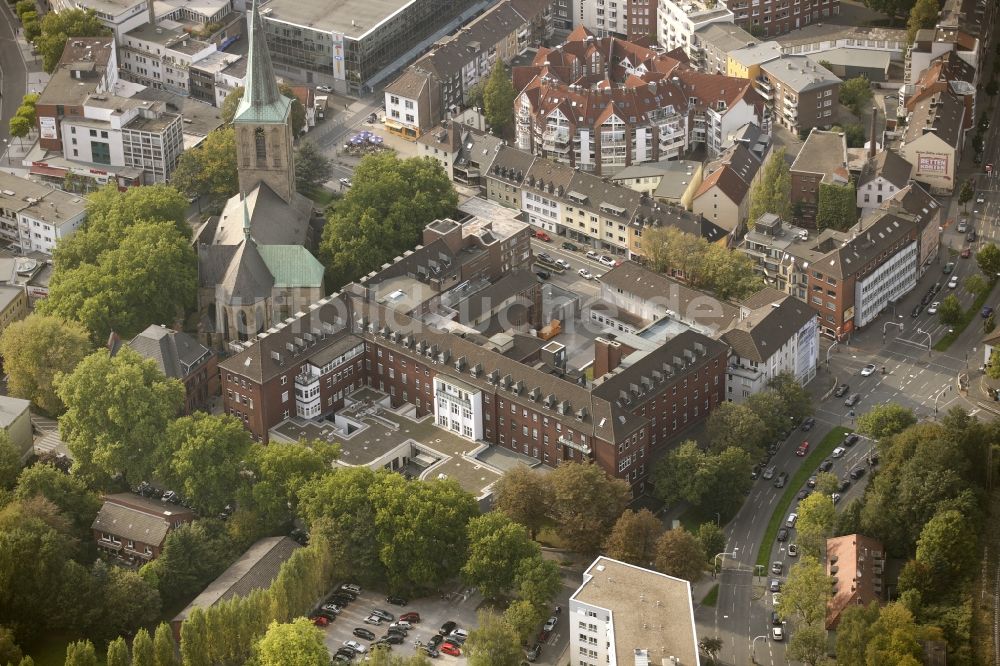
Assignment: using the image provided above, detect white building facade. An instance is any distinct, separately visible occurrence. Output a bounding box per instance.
[854,240,918,328]
[433,376,484,441]
[657,0,734,58]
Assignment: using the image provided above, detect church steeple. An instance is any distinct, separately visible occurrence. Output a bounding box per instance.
[233,0,296,203]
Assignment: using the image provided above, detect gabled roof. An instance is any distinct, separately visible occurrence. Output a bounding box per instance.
[385,69,432,100]
[903,89,966,147]
[92,493,193,547]
[694,164,750,206]
[211,183,312,247]
[721,297,817,362]
[128,325,212,379]
[234,0,292,125]
[258,245,325,288]
[220,240,274,304]
[858,150,913,189]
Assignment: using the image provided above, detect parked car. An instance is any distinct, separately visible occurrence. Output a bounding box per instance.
[795,441,809,456]
[440,621,457,636]
[831,446,846,458]
[751,465,761,480]
[543,617,558,632]
[800,417,815,431]
[332,653,352,663]
[387,626,408,637]
[586,250,600,260]
[316,85,333,93]
[312,615,329,627]
[771,611,782,626]
[537,252,554,263]
[860,364,877,377]
[335,647,357,659]
[418,646,439,658]
[321,603,343,614]
[849,467,866,480]
[834,383,849,397]
[771,561,783,575]
[819,459,834,472]
[957,220,969,233]
[371,609,395,621]
[599,255,617,267]
[928,301,940,314]
[769,579,781,592]
[555,259,571,270]
[843,434,859,447]
[931,281,942,294]
[578,268,594,280]
[786,513,798,528]
[839,477,851,491]
[968,230,978,242]
[787,544,798,557]
[399,612,421,623]
[381,633,404,644]
[440,644,461,657]
[983,306,994,319]
[777,528,789,542]
[390,621,413,631]
[386,596,408,606]
[343,640,368,655]
[534,230,551,241]
[526,643,543,662]
[341,584,362,595]
[428,634,444,648]
[561,241,578,251]
[774,471,788,488]
[353,628,375,641]
[844,393,861,407]
[806,475,817,488]
[364,615,383,626]
[978,192,986,204]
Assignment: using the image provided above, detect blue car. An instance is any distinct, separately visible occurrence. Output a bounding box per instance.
[983,306,994,319]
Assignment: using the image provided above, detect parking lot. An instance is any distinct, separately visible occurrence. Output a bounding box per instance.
[316,583,483,662]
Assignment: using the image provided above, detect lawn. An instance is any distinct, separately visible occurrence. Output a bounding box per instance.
[701,584,719,607]
[754,426,852,569]
[934,284,994,351]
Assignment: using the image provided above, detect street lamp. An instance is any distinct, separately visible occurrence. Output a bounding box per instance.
[2,139,8,167]
[826,339,839,366]
[751,635,768,664]
[713,548,739,574]
[715,512,721,526]
[882,321,904,343]
[916,328,933,356]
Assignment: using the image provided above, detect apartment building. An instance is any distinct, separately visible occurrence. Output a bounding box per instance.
[789,129,850,227]
[120,21,216,95]
[513,27,763,175]
[569,557,700,666]
[738,213,812,295]
[657,0,734,58]
[724,0,840,37]
[188,51,246,107]
[898,89,967,195]
[384,0,554,140]
[127,325,219,414]
[907,26,982,90]
[727,40,782,78]
[55,0,234,41]
[722,289,818,402]
[0,397,32,462]
[691,142,764,233]
[92,493,195,563]
[692,22,757,74]
[611,160,704,209]
[0,173,87,255]
[775,24,906,64]
[579,0,656,39]
[827,534,885,628]
[759,55,841,134]
[417,123,505,186]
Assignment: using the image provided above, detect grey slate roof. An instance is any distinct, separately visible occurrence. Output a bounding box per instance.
[385,69,432,100]
[489,145,536,184]
[903,89,966,147]
[220,240,275,304]
[128,325,212,379]
[415,2,526,79]
[721,297,817,362]
[0,396,30,428]
[858,150,913,188]
[92,493,191,547]
[211,184,312,247]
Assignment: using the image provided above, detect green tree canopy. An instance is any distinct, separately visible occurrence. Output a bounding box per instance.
[0,625,22,666]
[105,637,128,666]
[169,127,238,211]
[861,0,915,21]
[514,555,561,611]
[483,62,516,137]
[964,273,989,299]
[36,9,110,73]
[745,389,793,443]
[651,442,753,518]
[131,628,154,666]
[319,153,457,289]
[907,0,940,43]
[865,603,934,664]
[834,602,880,666]
[220,85,306,135]
[244,438,339,531]
[491,466,552,538]
[63,640,98,666]
[748,147,792,223]
[958,180,974,211]
[462,513,540,599]
[0,433,20,490]
[255,619,329,666]
[8,115,30,141]
[153,622,179,666]
[975,242,1000,277]
[502,600,543,645]
[839,77,874,117]
[14,463,101,535]
[159,413,253,515]
[97,566,162,642]
[937,294,962,325]
[549,461,631,554]
[603,508,664,566]
[56,348,185,485]
[705,402,768,455]
[0,314,93,415]
[696,522,725,562]
[294,141,333,196]
[464,611,522,666]
[855,404,916,439]
[795,492,836,558]
[775,555,829,627]
[140,519,237,606]
[914,509,976,595]
[786,624,829,666]
[654,528,705,582]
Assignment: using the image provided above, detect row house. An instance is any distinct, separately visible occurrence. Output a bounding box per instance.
[691,141,766,233]
[897,88,968,195]
[0,172,87,255]
[758,55,841,134]
[119,21,216,95]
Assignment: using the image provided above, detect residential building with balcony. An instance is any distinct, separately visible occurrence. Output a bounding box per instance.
[578,0,657,40]
[0,172,87,255]
[789,129,849,227]
[737,213,812,295]
[92,493,195,563]
[827,534,885,628]
[906,26,982,90]
[725,0,839,37]
[759,55,841,134]
[127,324,219,414]
[417,122,505,187]
[721,289,817,402]
[657,0,734,58]
[726,40,781,79]
[569,557,700,666]
[120,21,216,95]
[691,22,757,74]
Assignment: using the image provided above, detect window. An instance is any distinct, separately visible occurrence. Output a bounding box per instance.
[254,127,267,163]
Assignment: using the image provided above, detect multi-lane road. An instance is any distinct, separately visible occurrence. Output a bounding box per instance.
[0,2,29,154]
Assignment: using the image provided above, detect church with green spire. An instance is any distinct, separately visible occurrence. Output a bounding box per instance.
[194,0,325,350]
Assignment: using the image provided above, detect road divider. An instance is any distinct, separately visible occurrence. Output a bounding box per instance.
[754,426,853,569]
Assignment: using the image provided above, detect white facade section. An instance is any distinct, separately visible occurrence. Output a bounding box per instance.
[657,0,733,58]
[854,240,918,327]
[726,314,818,403]
[523,187,564,233]
[858,176,902,218]
[433,377,483,441]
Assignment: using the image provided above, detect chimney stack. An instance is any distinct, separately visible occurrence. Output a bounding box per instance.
[147,0,156,26]
[869,106,878,159]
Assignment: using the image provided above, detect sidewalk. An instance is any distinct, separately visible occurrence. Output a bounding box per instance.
[2,24,50,168]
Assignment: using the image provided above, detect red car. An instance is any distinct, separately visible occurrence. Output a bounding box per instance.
[399,612,421,623]
[311,616,329,627]
[440,643,461,656]
[534,230,551,241]
[961,247,972,258]
[795,441,809,456]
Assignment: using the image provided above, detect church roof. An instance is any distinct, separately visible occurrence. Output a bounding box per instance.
[212,183,312,246]
[234,0,292,125]
[258,245,325,288]
[220,239,274,304]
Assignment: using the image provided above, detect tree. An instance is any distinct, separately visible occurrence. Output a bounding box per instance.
[35,9,110,73]
[483,62,516,137]
[131,628,154,666]
[220,85,306,136]
[964,273,989,300]
[634,226,761,298]
[840,123,866,148]
[975,242,1000,277]
[696,523,725,562]
[39,220,198,342]
[865,603,926,664]
[795,492,836,557]
[705,402,767,455]
[255,619,328,666]
[815,471,840,498]
[63,640,98,666]
[907,0,940,43]
[651,442,753,518]
[244,438,339,531]
[937,294,962,325]
[98,566,162,642]
[775,555,829,626]
[492,466,552,538]
[160,413,252,515]
[153,622,179,666]
[653,528,705,582]
[0,626,22,666]
[861,0,916,22]
[914,509,976,593]
[817,181,857,230]
[0,433,20,490]
[745,390,792,443]
[464,611,522,666]
[14,463,102,535]
[549,462,631,555]
[141,519,237,606]
[856,404,916,440]
[294,141,333,196]
[834,602,880,666]
[56,348,185,485]
[986,349,1000,380]
[768,373,813,424]
[748,148,792,223]
[786,624,829,666]
[7,116,30,145]
[0,314,92,415]
[462,513,540,599]
[319,153,457,290]
[514,555,562,611]
[604,509,664,566]
[169,127,238,211]
[503,600,544,645]
[958,180,975,211]
[105,637,128,666]
[698,637,722,666]
[839,77,874,117]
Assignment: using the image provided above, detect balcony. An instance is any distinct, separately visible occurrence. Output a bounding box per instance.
[559,434,592,455]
